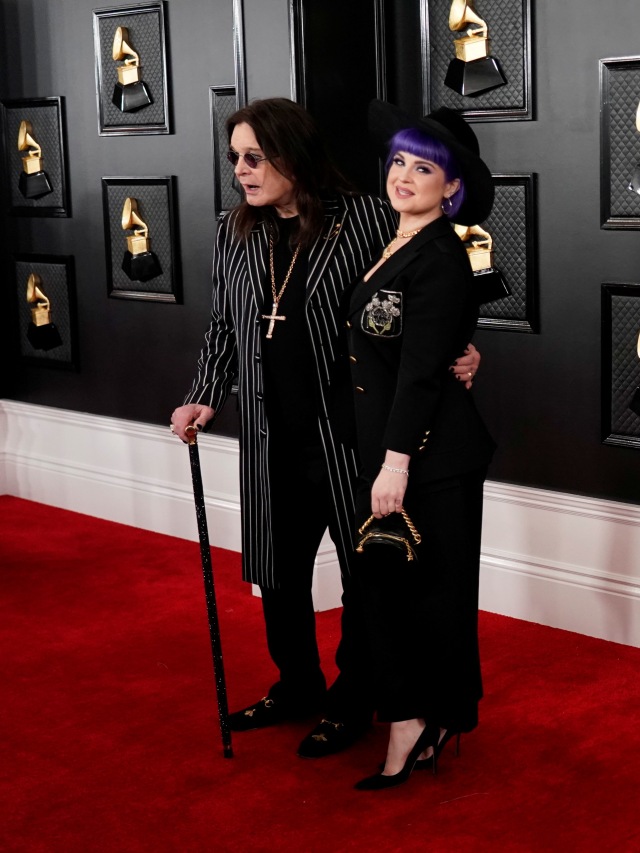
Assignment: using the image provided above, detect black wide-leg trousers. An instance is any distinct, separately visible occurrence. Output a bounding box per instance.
[258,443,374,724]
[354,468,486,730]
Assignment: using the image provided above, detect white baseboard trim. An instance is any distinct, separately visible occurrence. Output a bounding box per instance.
[2,400,640,646]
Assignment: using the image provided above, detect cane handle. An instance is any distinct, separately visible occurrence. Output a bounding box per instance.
[185,424,198,446]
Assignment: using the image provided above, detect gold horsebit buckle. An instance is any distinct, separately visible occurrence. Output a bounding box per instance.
[312,719,344,742]
[243,696,274,717]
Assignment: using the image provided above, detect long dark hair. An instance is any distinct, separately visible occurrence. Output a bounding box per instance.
[226,98,353,247]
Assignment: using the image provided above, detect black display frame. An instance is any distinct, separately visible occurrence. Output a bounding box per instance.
[0,96,71,218]
[13,253,79,370]
[599,56,640,229]
[93,1,170,136]
[420,0,533,122]
[210,85,240,217]
[477,173,538,332]
[601,282,640,449]
[101,175,181,303]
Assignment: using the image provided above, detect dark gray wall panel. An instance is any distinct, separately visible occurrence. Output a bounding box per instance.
[3,0,640,503]
[0,0,238,434]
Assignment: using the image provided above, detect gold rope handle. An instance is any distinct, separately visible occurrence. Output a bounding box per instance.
[358,508,421,545]
[400,508,421,545]
[358,514,375,536]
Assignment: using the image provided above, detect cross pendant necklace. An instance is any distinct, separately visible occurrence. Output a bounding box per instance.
[262,235,301,339]
[262,301,286,339]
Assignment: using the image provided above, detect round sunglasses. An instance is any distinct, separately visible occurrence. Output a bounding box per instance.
[226,150,269,169]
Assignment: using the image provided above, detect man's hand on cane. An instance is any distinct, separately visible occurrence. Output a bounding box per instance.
[170,404,215,442]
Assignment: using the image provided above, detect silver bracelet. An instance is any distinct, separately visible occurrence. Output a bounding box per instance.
[381,463,409,476]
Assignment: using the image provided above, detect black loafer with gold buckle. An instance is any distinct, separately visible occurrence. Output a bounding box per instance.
[229,695,323,732]
[297,718,371,758]
[228,696,291,732]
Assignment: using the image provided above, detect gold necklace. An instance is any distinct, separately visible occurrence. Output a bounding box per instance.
[382,227,423,260]
[262,236,302,339]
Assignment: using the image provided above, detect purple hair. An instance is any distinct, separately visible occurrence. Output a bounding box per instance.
[385,127,466,219]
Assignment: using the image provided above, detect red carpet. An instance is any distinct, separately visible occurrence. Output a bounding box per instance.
[1,495,639,852]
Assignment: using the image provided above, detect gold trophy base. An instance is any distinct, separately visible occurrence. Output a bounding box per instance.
[445,56,507,97]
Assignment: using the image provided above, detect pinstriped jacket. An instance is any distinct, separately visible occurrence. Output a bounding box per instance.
[185,194,397,588]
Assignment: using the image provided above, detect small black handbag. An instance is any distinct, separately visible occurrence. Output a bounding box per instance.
[356,508,422,562]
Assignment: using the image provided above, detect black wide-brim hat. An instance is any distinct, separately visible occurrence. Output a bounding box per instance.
[368,99,494,225]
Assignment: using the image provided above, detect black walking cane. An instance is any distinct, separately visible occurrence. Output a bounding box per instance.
[185,424,233,758]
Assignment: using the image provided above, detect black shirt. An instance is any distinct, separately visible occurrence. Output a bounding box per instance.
[261,216,322,450]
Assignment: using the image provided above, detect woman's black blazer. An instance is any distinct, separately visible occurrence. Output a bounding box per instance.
[346,215,495,485]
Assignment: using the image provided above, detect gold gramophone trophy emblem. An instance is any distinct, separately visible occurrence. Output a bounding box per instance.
[26,273,63,351]
[444,0,507,96]
[454,223,510,303]
[121,197,162,282]
[17,120,53,199]
[112,26,153,112]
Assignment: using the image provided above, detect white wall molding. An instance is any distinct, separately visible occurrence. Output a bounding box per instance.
[0,399,242,551]
[2,399,640,646]
[480,481,640,647]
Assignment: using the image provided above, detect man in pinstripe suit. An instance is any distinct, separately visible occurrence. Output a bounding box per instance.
[171,98,480,758]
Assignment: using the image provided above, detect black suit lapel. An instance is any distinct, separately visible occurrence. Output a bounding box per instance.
[245,224,269,313]
[349,216,455,315]
[306,198,347,301]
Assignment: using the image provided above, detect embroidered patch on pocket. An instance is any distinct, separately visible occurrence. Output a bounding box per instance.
[362,290,402,337]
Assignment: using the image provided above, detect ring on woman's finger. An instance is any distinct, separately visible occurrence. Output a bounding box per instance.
[170,423,175,433]
[468,371,473,378]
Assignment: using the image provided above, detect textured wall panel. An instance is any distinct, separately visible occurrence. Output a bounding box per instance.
[478,174,537,331]
[600,58,640,227]
[1,97,69,217]
[93,2,169,135]
[102,177,180,301]
[14,255,77,368]
[421,0,532,120]
[602,283,640,448]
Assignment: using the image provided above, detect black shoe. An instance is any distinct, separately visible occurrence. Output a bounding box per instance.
[228,695,320,732]
[297,718,371,758]
[355,723,440,790]
[417,729,461,769]
[228,696,285,731]
[379,729,462,771]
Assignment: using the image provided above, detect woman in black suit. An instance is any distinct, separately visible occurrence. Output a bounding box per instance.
[348,101,496,790]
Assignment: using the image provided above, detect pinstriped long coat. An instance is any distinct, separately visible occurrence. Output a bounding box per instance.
[185,194,397,588]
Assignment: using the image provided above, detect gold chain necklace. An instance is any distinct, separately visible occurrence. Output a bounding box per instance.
[382,227,423,260]
[262,235,302,339]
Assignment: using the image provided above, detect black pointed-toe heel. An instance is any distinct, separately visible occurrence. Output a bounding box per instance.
[378,728,462,772]
[437,729,461,760]
[355,723,439,791]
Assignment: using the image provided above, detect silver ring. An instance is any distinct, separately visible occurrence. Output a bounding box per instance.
[468,371,473,378]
